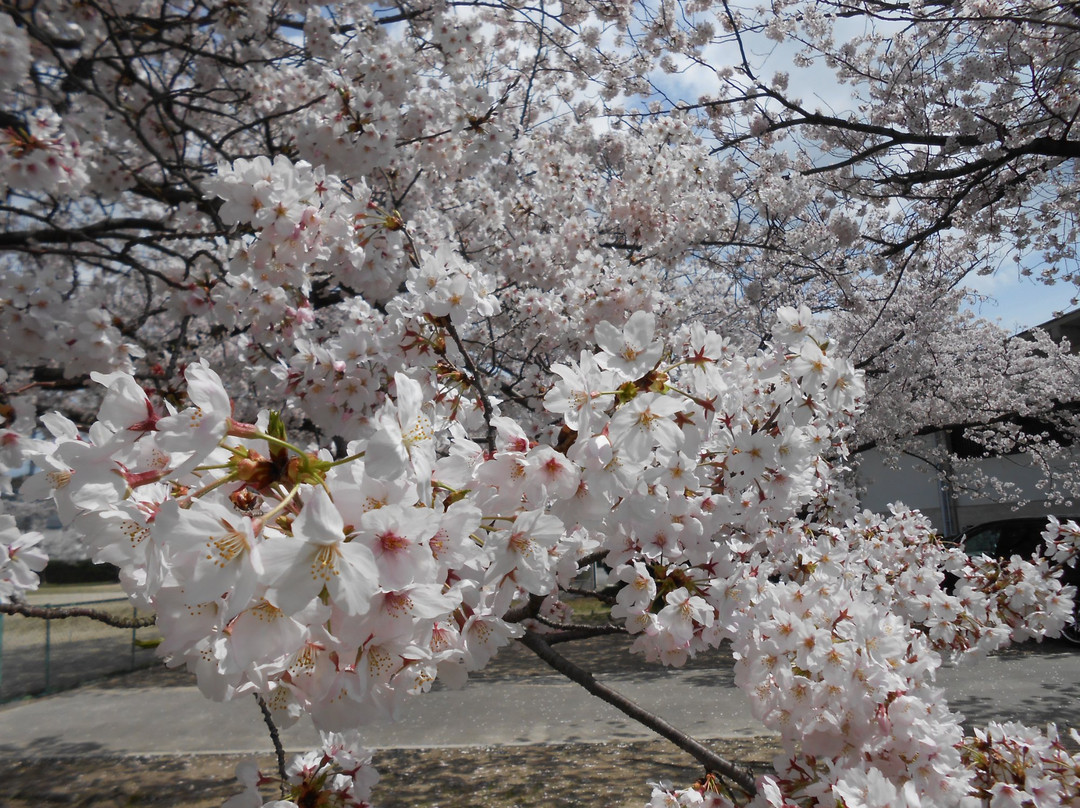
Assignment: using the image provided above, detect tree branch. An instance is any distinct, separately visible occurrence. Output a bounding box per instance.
[0,218,173,248]
[445,320,498,454]
[255,694,289,797]
[544,625,628,644]
[519,630,758,797]
[0,602,156,628]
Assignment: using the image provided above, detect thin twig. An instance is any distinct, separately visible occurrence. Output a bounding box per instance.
[445,320,497,453]
[255,694,289,797]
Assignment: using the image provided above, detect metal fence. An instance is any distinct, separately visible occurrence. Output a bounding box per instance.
[0,598,161,702]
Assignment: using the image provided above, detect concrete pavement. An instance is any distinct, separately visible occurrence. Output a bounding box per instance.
[0,669,767,756]
[1,645,1079,756]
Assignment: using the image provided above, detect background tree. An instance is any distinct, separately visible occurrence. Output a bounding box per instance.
[4,1,1080,506]
[660,0,1080,503]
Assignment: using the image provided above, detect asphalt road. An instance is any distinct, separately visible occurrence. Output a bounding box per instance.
[0,642,1077,757]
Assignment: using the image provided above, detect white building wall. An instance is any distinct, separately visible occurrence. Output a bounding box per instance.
[855,437,1077,535]
[854,437,947,528]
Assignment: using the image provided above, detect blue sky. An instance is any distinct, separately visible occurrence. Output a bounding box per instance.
[964,272,1076,334]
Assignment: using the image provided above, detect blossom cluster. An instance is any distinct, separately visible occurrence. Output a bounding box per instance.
[0,512,46,604]
[225,730,378,808]
[0,260,147,378]
[9,304,857,795]
[0,11,29,91]
[781,509,1077,656]
[203,155,378,301]
[6,0,1080,805]
[0,108,88,195]
[200,155,509,438]
[646,505,1080,807]
[14,287,1080,806]
[961,722,1080,807]
[17,305,861,708]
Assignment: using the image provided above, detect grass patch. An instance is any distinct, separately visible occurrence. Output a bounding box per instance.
[33,582,125,599]
[568,595,614,625]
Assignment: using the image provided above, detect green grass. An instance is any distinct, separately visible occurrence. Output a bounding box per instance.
[569,595,614,625]
[34,581,125,598]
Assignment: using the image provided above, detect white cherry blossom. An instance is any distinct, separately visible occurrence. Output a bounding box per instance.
[262,488,379,617]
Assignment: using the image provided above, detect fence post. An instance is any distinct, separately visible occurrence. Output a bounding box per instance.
[0,612,4,695]
[44,611,51,693]
[1,596,143,701]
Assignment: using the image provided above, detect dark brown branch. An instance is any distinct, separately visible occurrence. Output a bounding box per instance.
[0,218,172,248]
[503,592,546,624]
[519,630,758,797]
[255,694,289,797]
[732,82,1080,180]
[445,320,498,454]
[523,605,626,638]
[544,625,628,644]
[0,602,156,628]
[576,549,609,568]
[561,585,618,604]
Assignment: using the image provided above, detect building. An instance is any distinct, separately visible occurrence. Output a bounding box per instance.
[855,308,1080,535]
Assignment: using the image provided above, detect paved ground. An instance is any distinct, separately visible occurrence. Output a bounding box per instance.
[1,641,1078,757]
[0,670,764,756]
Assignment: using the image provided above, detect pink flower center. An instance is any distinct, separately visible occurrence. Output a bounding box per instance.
[378,530,410,553]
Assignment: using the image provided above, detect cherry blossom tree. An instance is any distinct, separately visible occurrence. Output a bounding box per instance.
[686,0,1080,507]
[2,1,1080,806]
